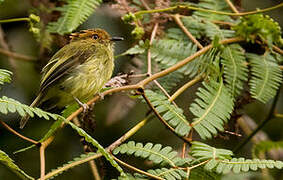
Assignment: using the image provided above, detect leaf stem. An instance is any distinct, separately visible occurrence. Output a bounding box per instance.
[169,76,202,102]
[0,17,30,24]
[112,155,164,180]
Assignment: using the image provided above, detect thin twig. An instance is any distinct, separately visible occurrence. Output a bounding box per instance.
[147,23,158,76]
[225,0,239,13]
[0,48,36,61]
[169,76,202,102]
[173,14,203,49]
[112,155,164,180]
[39,136,54,180]
[233,86,281,153]
[0,119,39,145]
[139,0,151,10]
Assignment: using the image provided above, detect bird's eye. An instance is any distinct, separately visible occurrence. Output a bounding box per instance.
[93,34,99,40]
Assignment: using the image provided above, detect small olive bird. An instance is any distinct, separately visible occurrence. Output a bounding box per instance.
[20,29,123,128]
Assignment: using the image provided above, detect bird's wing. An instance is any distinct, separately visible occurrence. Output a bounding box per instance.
[39,42,95,93]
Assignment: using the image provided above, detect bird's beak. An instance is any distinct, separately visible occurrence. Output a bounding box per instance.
[111,37,124,41]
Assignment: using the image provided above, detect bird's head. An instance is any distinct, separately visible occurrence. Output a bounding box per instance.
[69,29,123,44]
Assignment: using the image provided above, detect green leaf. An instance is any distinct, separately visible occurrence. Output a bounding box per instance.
[190,79,234,139]
[190,141,233,162]
[67,122,125,176]
[0,96,59,120]
[148,168,187,180]
[121,40,149,56]
[221,44,248,97]
[113,141,184,167]
[205,158,283,174]
[0,150,34,180]
[193,0,233,22]
[0,69,12,88]
[47,0,102,34]
[145,90,191,136]
[247,52,282,103]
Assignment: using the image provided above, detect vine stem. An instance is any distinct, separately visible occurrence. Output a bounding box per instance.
[112,155,164,180]
[0,17,30,24]
[0,119,39,145]
[134,3,283,17]
[173,14,203,49]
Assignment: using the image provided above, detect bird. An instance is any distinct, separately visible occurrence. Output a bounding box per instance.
[20,28,123,128]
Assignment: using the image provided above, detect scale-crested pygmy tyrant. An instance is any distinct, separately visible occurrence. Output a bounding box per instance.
[20,29,123,128]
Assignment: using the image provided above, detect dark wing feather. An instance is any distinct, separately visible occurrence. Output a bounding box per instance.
[40,41,95,93]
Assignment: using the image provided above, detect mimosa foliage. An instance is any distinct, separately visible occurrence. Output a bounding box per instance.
[47,0,102,34]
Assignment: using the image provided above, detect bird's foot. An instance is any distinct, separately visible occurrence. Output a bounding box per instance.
[103,73,129,88]
[74,97,89,113]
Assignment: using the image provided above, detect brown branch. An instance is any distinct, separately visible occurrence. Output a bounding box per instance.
[173,14,203,49]
[0,119,40,145]
[225,0,239,13]
[0,48,36,61]
[40,136,54,180]
[112,155,164,180]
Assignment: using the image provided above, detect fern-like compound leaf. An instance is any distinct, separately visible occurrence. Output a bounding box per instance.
[151,39,197,73]
[193,0,233,22]
[113,141,183,167]
[67,122,125,176]
[190,141,233,162]
[0,69,12,88]
[145,90,191,136]
[47,0,102,34]
[247,52,282,103]
[0,150,34,180]
[205,158,283,174]
[221,44,248,97]
[147,168,187,180]
[190,80,234,139]
[0,96,59,120]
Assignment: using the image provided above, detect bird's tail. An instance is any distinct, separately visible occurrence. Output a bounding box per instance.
[20,93,42,129]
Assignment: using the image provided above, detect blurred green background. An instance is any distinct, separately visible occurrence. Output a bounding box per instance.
[0,0,282,179]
